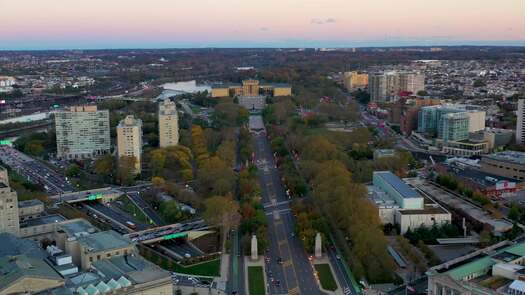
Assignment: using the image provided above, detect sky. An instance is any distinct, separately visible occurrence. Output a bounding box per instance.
[1,0,525,50]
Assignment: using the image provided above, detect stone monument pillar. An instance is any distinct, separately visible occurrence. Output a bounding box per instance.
[251,235,258,261]
[315,233,322,258]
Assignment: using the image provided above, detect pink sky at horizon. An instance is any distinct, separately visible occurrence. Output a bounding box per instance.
[1,0,524,48]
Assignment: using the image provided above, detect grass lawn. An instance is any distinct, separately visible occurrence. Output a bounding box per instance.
[248,266,265,295]
[116,195,151,224]
[170,258,221,277]
[315,264,338,291]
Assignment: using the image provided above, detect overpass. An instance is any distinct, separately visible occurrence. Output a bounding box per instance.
[125,220,213,244]
[436,237,480,244]
[50,187,122,204]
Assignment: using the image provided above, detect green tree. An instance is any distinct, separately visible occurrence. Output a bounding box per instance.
[203,195,241,244]
[149,149,167,176]
[66,164,81,177]
[117,156,137,185]
[216,140,235,167]
[160,201,184,223]
[94,154,115,179]
[197,157,236,196]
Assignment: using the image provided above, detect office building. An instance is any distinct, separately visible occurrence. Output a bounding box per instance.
[440,139,489,157]
[400,98,441,135]
[418,105,486,139]
[211,79,292,98]
[481,151,525,181]
[117,115,143,173]
[158,99,179,148]
[343,71,368,91]
[427,240,525,295]
[466,110,486,133]
[440,112,470,142]
[0,166,19,236]
[369,171,450,233]
[517,99,525,144]
[55,106,111,160]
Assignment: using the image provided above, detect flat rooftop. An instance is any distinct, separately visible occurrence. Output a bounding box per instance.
[367,185,400,208]
[58,219,97,237]
[484,151,525,166]
[374,171,420,199]
[455,166,519,185]
[20,214,66,228]
[0,233,46,258]
[78,230,132,252]
[92,255,170,284]
[18,199,43,208]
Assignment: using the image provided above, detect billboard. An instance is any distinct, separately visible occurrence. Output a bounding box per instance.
[496,180,516,190]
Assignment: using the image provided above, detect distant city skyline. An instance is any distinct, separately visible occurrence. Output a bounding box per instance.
[1,0,525,50]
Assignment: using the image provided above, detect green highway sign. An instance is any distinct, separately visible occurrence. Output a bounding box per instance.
[87,193,103,201]
[162,232,188,240]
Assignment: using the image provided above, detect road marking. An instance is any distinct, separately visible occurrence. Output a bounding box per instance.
[288,287,300,295]
[283,260,292,267]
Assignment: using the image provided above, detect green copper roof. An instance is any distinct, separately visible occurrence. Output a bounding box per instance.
[446,242,525,281]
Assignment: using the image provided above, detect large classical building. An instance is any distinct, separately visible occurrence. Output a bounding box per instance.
[55,106,111,160]
[0,167,20,236]
[343,71,368,91]
[427,240,525,295]
[117,115,143,173]
[211,79,292,98]
[0,227,172,295]
[369,71,425,102]
[158,99,179,148]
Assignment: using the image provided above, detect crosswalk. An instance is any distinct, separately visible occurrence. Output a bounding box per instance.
[343,287,352,295]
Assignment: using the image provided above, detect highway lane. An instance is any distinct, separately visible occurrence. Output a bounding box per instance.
[125,191,164,226]
[85,202,149,231]
[253,129,323,295]
[0,145,74,194]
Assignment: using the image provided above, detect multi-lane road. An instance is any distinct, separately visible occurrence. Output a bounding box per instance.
[253,129,324,295]
[0,145,74,194]
[122,189,164,226]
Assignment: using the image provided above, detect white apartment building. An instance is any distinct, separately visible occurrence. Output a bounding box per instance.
[517,99,525,144]
[158,99,179,148]
[117,115,143,173]
[55,106,110,160]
